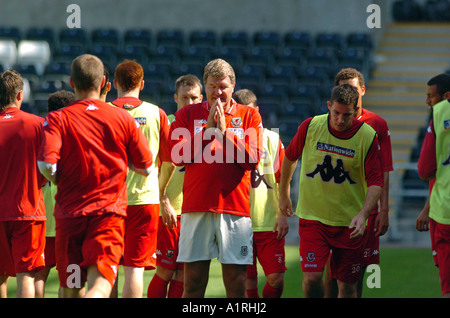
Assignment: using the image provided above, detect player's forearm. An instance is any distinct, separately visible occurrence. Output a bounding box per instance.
[159,161,175,199]
[379,171,390,214]
[359,185,382,220]
[279,157,297,198]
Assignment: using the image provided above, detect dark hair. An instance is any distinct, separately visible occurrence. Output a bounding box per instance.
[330,84,359,109]
[427,73,450,96]
[47,90,75,112]
[233,89,257,106]
[100,64,110,96]
[174,74,203,94]
[0,69,24,110]
[334,67,365,88]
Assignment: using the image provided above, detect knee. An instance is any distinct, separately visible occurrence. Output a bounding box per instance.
[266,273,284,289]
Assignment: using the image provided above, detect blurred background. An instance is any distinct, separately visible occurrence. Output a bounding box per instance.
[1,0,449,247]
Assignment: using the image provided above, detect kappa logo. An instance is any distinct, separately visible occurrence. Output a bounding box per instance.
[306,154,356,184]
[2,114,13,119]
[86,104,99,111]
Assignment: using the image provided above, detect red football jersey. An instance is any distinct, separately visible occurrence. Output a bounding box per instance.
[358,108,393,173]
[285,116,383,188]
[168,100,263,217]
[38,99,153,218]
[0,107,46,220]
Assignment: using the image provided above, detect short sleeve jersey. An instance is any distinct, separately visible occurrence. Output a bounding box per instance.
[38,99,153,218]
[111,97,170,205]
[0,107,46,221]
[167,100,263,217]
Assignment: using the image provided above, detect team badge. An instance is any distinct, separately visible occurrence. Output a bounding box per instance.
[240,246,248,256]
[231,117,242,127]
[306,252,315,262]
[166,249,174,258]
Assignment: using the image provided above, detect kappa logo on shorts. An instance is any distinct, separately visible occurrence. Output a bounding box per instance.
[240,246,248,256]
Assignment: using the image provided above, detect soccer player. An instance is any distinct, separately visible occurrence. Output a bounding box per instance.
[279,84,383,298]
[35,90,76,298]
[110,59,173,298]
[232,89,288,298]
[417,76,450,298]
[38,54,153,298]
[167,58,263,298]
[416,73,450,233]
[325,68,393,297]
[0,69,46,298]
[148,74,203,298]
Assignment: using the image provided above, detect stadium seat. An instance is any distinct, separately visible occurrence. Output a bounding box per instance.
[91,28,120,46]
[43,61,71,81]
[16,40,51,76]
[118,44,149,65]
[346,32,373,51]
[253,31,281,49]
[274,47,306,67]
[281,102,316,118]
[297,65,329,86]
[0,40,17,70]
[306,48,335,68]
[278,118,301,143]
[0,27,21,43]
[172,61,204,79]
[53,43,85,63]
[283,31,312,50]
[243,46,275,66]
[143,62,172,82]
[180,45,214,65]
[124,29,152,47]
[149,45,181,66]
[13,63,40,88]
[156,29,185,47]
[266,64,298,85]
[189,30,218,48]
[214,45,245,68]
[26,27,56,49]
[315,32,343,54]
[89,43,118,66]
[221,31,249,48]
[59,28,88,47]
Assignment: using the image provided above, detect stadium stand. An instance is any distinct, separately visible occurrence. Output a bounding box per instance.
[1,27,378,145]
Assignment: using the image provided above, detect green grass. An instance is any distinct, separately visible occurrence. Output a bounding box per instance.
[6,246,442,298]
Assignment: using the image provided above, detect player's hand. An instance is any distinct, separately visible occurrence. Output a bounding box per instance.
[349,213,366,239]
[274,214,289,240]
[415,208,430,232]
[279,194,295,217]
[160,194,177,229]
[215,98,226,135]
[374,210,389,237]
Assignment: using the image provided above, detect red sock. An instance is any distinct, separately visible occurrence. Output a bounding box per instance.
[167,280,184,298]
[247,288,260,298]
[147,274,169,298]
[262,282,283,298]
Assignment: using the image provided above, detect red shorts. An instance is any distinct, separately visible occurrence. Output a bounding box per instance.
[123,204,159,269]
[55,214,125,288]
[0,221,46,276]
[362,213,380,266]
[44,236,56,268]
[247,231,286,278]
[298,218,365,284]
[430,219,450,295]
[156,215,183,271]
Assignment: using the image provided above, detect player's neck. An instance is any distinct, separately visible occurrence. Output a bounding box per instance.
[117,88,140,99]
[75,89,101,101]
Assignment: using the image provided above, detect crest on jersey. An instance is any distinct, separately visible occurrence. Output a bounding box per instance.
[231,117,242,127]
